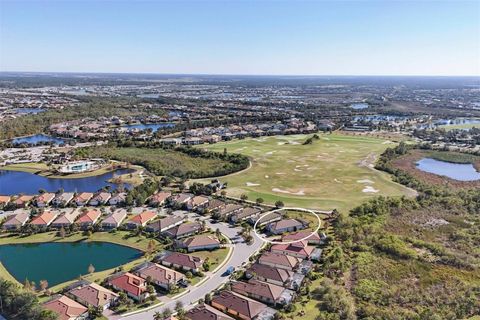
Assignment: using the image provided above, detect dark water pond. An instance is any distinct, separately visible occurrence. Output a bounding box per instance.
[416,158,480,181]
[0,242,141,286]
[123,123,175,132]
[0,168,133,195]
[12,134,65,145]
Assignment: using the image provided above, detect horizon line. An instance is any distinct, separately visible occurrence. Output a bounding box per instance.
[1,70,479,78]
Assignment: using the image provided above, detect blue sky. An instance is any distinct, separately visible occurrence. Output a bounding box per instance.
[1,0,479,75]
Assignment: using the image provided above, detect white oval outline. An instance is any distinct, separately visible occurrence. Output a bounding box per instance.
[253,207,321,244]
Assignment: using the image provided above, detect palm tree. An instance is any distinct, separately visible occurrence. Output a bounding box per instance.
[153,311,162,320]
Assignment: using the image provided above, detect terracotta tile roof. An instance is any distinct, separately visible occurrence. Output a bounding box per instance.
[281,230,320,242]
[74,192,94,202]
[76,209,101,224]
[189,196,209,206]
[14,195,34,204]
[247,263,293,283]
[211,291,267,320]
[180,234,220,249]
[36,193,55,203]
[69,282,118,308]
[43,295,88,320]
[159,252,203,270]
[232,279,284,302]
[271,242,315,258]
[136,263,184,286]
[149,191,172,204]
[52,209,81,225]
[108,272,146,297]
[186,304,234,320]
[30,211,58,226]
[0,196,10,204]
[129,210,156,225]
[258,252,301,269]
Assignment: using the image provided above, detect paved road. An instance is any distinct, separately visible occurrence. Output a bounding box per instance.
[119,217,264,320]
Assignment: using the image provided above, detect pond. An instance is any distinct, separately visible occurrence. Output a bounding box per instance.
[350,103,369,110]
[122,123,175,132]
[15,108,46,115]
[416,158,480,181]
[0,168,133,195]
[0,242,142,286]
[12,134,66,145]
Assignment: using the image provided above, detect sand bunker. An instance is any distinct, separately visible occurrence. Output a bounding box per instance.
[265,151,277,155]
[294,168,302,172]
[272,188,305,196]
[246,182,260,187]
[276,172,286,175]
[357,179,374,184]
[382,140,394,144]
[362,186,379,193]
[265,175,269,178]
[334,178,342,183]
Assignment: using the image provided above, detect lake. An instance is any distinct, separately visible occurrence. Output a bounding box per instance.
[0,242,141,286]
[350,103,369,110]
[416,158,480,181]
[123,123,175,132]
[0,168,133,195]
[15,108,46,115]
[12,134,65,145]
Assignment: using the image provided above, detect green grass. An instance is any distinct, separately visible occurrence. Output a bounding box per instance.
[80,146,244,178]
[192,247,229,270]
[0,162,49,173]
[195,133,415,212]
[426,150,480,165]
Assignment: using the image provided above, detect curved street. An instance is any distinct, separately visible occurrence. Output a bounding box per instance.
[118,217,265,320]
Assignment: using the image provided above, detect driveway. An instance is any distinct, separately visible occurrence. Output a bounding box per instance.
[117,217,264,320]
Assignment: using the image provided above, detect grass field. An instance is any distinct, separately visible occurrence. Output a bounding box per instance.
[196,133,415,212]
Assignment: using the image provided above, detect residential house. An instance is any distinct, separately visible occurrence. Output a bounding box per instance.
[107,272,149,302]
[246,263,293,288]
[185,304,234,320]
[248,212,282,227]
[204,199,226,213]
[177,234,221,252]
[211,290,269,320]
[2,211,30,230]
[162,221,202,239]
[215,204,243,220]
[30,211,59,228]
[125,210,157,229]
[34,193,55,207]
[108,193,127,206]
[52,192,75,207]
[73,193,94,206]
[267,219,307,235]
[75,209,101,229]
[156,251,203,274]
[101,209,127,229]
[51,208,82,228]
[232,279,294,306]
[89,192,111,206]
[14,195,34,208]
[281,230,321,245]
[43,295,88,320]
[186,196,209,211]
[148,191,172,207]
[134,262,184,291]
[68,282,118,311]
[229,207,262,224]
[270,241,317,260]
[169,193,193,207]
[258,252,301,271]
[146,216,184,233]
[0,195,10,208]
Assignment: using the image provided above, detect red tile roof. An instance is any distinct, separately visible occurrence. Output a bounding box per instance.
[43,295,88,320]
[108,272,146,298]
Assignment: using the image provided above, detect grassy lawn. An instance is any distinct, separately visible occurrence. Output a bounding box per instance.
[1,162,49,173]
[192,247,229,270]
[0,230,158,252]
[195,133,415,212]
[283,209,321,231]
